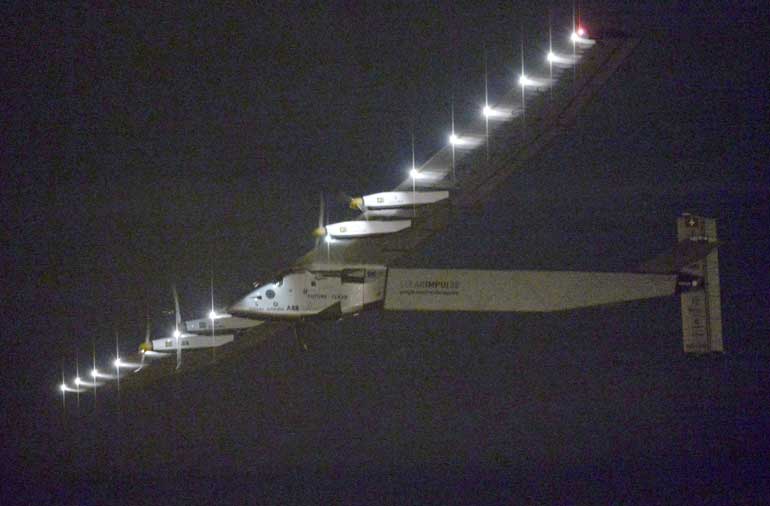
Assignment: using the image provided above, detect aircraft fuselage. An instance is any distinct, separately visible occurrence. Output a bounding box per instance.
[228,266,387,321]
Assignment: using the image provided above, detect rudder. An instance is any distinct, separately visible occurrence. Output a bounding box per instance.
[678,213,723,354]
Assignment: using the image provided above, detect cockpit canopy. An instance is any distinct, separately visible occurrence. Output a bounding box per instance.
[252,268,306,289]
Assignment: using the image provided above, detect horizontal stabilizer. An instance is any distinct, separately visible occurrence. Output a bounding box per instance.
[676,214,723,353]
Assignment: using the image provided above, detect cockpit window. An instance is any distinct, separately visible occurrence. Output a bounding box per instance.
[341,269,365,284]
[265,289,276,299]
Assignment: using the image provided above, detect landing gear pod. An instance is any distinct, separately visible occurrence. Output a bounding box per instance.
[351,191,449,211]
[320,220,412,239]
[152,334,234,351]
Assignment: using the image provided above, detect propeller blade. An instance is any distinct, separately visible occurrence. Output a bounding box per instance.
[139,307,151,369]
[145,308,151,346]
[312,192,326,252]
[172,285,182,330]
[318,192,325,229]
[210,265,217,362]
[172,284,182,370]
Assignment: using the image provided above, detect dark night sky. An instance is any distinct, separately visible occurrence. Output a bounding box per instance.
[2,1,769,504]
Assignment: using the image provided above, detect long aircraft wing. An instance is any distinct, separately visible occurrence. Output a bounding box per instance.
[118,322,288,388]
[295,34,641,268]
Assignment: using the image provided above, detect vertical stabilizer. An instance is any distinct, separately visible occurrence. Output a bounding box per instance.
[678,214,723,353]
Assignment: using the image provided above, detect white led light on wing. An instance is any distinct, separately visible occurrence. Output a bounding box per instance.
[570,27,591,45]
[482,105,511,120]
[519,74,535,87]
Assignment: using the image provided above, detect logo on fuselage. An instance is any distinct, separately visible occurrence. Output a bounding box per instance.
[399,279,460,290]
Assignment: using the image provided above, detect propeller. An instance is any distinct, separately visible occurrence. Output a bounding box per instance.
[91,340,98,402]
[311,192,337,264]
[137,307,151,371]
[311,192,327,249]
[172,284,182,370]
[114,330,121,395]
[74,350,81,410]
[209,265,217,362]
[134,301,172,367]
[337,191,366,213]
[60,361,66,410]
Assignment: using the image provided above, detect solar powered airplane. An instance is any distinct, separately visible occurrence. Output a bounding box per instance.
[60,25,724,394]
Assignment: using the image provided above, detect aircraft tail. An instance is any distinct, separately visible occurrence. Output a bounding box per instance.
[677,214,723,353]
[639,214,723,354]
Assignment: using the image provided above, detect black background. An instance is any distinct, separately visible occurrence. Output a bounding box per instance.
[2,2,769,504]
